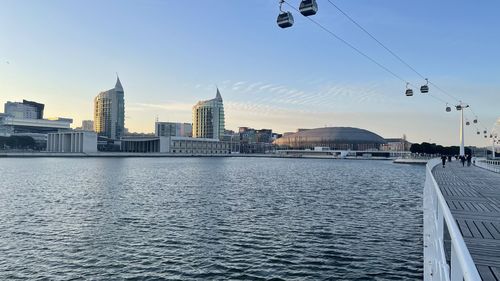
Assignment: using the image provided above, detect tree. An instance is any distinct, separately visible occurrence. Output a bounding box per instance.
[0,136,36,150]
[410,143,421,154]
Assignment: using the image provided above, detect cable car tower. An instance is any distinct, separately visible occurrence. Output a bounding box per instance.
[487,118,500,159]
[455,102,469,157]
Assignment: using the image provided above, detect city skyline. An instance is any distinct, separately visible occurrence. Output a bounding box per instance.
[1,1,499,146]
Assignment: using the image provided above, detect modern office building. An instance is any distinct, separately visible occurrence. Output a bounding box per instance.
[273,127,387,151]
[4,100,45,119]
[155,122,192,137]
[94,76,125,140]
[46,131,98,153]
[192,88,225,140]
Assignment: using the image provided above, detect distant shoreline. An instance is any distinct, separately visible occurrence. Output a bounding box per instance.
[0,152,395,161]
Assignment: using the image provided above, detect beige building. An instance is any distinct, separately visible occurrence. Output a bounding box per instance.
[81,120,94,131]
[381,137,412,151]
[94,77,125,139]
[192,88,225,140]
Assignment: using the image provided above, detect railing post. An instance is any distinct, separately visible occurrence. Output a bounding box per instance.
[450,244,463,281]
[436,195,443,239]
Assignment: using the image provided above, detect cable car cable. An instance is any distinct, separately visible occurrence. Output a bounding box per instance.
[325,0,426,81]
[284,1,453,106]
[325,0,462,104]
[324,0,491,125]
[283,1,408,84]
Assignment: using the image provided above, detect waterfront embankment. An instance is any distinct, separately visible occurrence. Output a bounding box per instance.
[0,152,395,160]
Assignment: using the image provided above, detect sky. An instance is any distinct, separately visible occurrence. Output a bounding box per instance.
[0,0,499,146]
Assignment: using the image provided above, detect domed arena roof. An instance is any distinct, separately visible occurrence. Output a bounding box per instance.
[274,127,386,149]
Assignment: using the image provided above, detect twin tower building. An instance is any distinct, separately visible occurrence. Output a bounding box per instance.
[93,77,225,140]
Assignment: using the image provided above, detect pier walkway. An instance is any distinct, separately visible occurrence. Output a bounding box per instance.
[432,161,500,280]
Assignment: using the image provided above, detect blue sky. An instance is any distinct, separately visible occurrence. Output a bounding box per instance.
[0,0,499,146]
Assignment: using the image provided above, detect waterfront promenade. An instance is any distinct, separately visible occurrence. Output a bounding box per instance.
[432,161,500,280]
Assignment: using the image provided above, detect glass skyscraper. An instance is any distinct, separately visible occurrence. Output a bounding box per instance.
[192,88,225,140]
[93,77,125,140]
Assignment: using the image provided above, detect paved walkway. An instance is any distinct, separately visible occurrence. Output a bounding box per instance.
[432,161,500,281]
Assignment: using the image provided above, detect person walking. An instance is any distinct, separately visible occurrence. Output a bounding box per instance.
[441,155,447,168]
[448,155,452,162]
[460,155,466,167]
[467,154,472,167]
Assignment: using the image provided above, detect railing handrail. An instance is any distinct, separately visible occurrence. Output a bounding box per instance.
[425,158,481,281]
[474,157,500,173]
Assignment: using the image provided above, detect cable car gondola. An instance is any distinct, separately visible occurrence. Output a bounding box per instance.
[420,78,429,93]
[446,106,451,112]
[466,121,470,126]
[405,83,413,97]
[277,0,294,28]
[477,131,480,135]
[299,0,318,16]
[473,118,478,124]
[277,11,294,28]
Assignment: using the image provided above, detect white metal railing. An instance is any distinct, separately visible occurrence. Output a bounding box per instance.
[474,158,500,173]
[423,158,481,281]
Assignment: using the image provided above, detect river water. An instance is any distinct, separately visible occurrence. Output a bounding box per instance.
[0,157,424,280]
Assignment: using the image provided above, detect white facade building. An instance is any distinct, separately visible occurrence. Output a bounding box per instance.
[47,131,98,153]
[0,113,72,135]
[167,137,230,154]
[120,136,230,154]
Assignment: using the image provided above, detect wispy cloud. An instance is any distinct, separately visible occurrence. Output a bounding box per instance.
[128,102,193,112]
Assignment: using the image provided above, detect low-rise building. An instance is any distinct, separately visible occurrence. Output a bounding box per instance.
[0,113,72,135]
[238,127,274,153]
[47,131,98,153]
[120,136,230,154]
[168,137,230,154]
[381,137,412,151]
[155,122,192,137]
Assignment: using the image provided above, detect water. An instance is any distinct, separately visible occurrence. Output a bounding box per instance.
[0,157,424,280]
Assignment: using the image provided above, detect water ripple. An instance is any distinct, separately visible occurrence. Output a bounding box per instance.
[0,158,424,280]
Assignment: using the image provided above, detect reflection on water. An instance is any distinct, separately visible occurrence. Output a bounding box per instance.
[0,157,424,280]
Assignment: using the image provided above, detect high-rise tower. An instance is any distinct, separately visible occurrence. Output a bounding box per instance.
[192,88,225,140]
[93,76,125,139]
